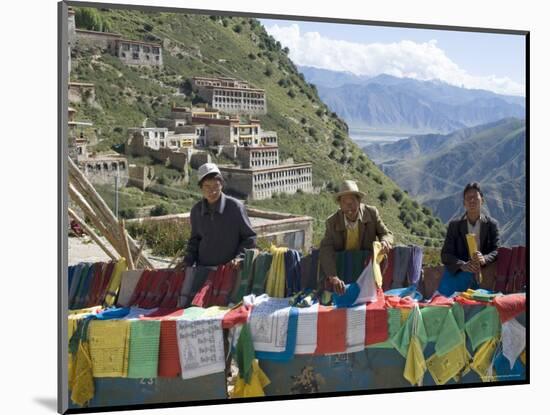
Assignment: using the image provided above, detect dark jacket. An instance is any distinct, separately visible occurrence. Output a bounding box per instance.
[441,213,500,274]
[184,193,257,266]
[319,203,394,279]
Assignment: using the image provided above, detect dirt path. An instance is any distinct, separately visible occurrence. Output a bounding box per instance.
[68,235,172,268]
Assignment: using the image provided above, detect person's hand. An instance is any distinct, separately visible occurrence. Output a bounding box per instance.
[327,276,346,295]
[461,260,480,273]
[230,258,243,270]
[380,240,392,255]
[474,251,485,266]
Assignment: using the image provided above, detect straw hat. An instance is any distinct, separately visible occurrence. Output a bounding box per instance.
[335,180,366,201]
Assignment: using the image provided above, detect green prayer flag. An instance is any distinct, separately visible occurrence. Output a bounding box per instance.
[127,320,161,379]
[465,306,501,352]
[435,308,464,357]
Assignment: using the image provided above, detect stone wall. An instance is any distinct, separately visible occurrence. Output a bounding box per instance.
[189,151,211,169]
[128,164,155,190]
[78,158,129,186]
[75,30,120,51]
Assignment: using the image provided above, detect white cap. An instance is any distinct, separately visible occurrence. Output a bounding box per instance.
[197,163,222,184]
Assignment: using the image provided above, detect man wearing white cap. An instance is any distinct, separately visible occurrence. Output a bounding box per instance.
[182,163,256,267]
[320,180,394,294]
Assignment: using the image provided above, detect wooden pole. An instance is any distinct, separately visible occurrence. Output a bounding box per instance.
[68,208,119,261]
[120,219,135,270]
[168,248,184,269]
[68,158,155,268]
[134,239,146,269]
[68,183,125,257]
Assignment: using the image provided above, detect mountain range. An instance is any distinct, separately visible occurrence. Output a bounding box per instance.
[299,66,525,134]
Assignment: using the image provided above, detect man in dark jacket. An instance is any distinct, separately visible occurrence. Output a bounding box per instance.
[182,163,257,267]
[441,182,500,278]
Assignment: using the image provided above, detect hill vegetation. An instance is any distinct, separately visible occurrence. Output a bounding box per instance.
[71,7,449,257]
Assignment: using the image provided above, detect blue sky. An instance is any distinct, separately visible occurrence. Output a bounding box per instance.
[260,19,526,96]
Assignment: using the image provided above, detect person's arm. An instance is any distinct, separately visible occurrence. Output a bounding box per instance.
[183,208,200,266]
[235,203,257,257]
[441,221,467,274]
[319,218,345,293]
[373,206,394,248]
[482,218,500,266]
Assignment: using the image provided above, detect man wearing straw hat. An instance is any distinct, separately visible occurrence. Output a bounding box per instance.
[320,180,394,294]
[181,162,257,268]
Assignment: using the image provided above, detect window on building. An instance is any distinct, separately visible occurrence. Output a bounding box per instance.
[155,56,160,61]
[132,53,139,60]
[143,46,150,53]
[120,162,126,170]
[121,52,126,58]
[132,44,140,52]
[146,55,150,60]
[153,47,160,54]
[111,163,118,170]
[122,43,130,51]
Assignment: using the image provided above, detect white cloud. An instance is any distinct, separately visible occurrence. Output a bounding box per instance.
[265,24,525,96]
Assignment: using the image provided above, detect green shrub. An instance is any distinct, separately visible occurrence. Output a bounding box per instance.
[392,189,404,202]
[127,220,191,257]
[75,8,108,32]
[119,208,136,219]
[378,190,389,204]
[150,203,169,216]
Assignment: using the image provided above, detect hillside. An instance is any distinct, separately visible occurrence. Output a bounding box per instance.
[299,67,525,134]
[70,7,448,249]
[365,118,526,245]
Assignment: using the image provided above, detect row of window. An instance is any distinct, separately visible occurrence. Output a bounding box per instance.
[120,52,161,61]
[214,97,265,105]
[253,169,312,182]
[250,159,278,167]
[85,162,126,172]
[233,127,259,135]
[216,104,265,111]
[121,43,160,54]
[213,90,263,99]
[253,182,312,192]
[251,150,278,158]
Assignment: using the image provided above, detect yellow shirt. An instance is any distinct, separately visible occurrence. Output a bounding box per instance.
[345,223,361,250]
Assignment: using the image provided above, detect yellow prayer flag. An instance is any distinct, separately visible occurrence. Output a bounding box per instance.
[403,336,427,386]
[466,233,483,283]
[471,337,498,382]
